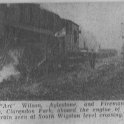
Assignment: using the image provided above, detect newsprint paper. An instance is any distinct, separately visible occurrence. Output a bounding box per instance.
[0,0,124,124]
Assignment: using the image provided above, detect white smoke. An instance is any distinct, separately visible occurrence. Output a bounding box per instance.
[0,64,20,82]
[0,48,23,83]
[79,30,98,52]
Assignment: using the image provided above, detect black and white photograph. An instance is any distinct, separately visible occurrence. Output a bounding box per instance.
[0,2,123,100]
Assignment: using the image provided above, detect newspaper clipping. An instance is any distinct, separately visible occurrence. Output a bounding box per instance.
[0,1,124,124]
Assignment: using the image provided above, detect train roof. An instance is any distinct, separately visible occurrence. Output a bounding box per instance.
[39,7,79,27]
[2,3,79,28]
[3,3,61,19]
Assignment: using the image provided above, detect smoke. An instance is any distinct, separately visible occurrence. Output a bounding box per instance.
[79,29,98,52]
[0,64,20,82]
[0,48,23,83]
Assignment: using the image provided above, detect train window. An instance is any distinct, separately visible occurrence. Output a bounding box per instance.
[0,4,7,11]
[30,7,33,24]
[74,30,77,44]
[66,22,69,33]
[25,7,30,23]
[7,4,10,7]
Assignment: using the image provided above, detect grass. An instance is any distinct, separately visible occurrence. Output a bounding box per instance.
[0,57,124,100]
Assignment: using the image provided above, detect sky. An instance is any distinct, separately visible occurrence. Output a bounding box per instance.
[40,2,124,51]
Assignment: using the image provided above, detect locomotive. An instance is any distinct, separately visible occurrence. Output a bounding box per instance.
[0,4,94,76]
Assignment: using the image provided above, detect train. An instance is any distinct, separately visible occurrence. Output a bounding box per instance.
[0,3,96,77]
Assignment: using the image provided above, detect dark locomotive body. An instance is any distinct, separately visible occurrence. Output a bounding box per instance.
[0,4,82,74]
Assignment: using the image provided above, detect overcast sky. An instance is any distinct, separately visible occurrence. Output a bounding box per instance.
[40,2,124,51]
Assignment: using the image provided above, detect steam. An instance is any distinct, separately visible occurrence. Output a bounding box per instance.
[79,30,98,52]
[0,49,23,83]
[0,64,20,82]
